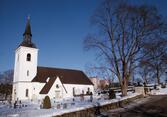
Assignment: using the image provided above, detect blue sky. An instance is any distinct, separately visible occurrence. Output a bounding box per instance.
[0,0,101,73]
[0,0,167,74]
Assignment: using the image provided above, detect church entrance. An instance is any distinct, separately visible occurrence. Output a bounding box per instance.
[32,94,37,100]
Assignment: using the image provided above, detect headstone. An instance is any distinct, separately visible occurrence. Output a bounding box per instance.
[71,102,75,105]
[63,103,67,109]
[14,101,17,109]
[80,94,84,101]
[19,100,21,108]
[135,86,145,96]
[57,104,61,109]
[90,92,93,102]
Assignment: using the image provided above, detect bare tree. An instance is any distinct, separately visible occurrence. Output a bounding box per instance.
[84,0,166,96]
[0,70,13,84]
[138,63,152,84]
[85,63,114,80]
[140,38,167,84]
[0,70,13,100]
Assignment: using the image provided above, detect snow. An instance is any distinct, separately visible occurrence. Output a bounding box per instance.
[2,86,167,117]
[1,87,167,117]
[151,87,167,95]
[0,92,140,117]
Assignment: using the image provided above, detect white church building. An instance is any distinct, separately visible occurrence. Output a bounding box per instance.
[12,18,94,101]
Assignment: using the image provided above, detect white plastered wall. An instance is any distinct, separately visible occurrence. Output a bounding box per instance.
[42,77,65,100]
[14,46,38,82]
[39,77,94,100]
[12,46,38,101]
[12,82,32,101]
[63,84,94,98]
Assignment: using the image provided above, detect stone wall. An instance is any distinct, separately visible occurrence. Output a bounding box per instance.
[53,94,143,117]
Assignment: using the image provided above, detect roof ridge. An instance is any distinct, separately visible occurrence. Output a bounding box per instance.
[37,66,83,72]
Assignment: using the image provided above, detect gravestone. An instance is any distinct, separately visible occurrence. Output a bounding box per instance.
[135,86,145,96]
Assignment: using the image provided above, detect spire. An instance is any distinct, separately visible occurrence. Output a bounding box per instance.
[23,16,32,36]
[19,16,36,48]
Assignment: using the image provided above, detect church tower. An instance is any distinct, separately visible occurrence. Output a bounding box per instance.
[12,17,38,101]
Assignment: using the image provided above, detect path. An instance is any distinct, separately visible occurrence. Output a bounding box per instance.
[107,95,167,117]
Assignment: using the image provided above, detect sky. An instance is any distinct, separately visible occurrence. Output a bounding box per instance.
[0,0,167,74]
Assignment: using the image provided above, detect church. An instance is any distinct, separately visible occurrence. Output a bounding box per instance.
[12,18,94,101]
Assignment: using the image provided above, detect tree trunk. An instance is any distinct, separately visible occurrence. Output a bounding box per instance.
[121,78,128,96]
[144,76,148,84]
[156,67,160,84]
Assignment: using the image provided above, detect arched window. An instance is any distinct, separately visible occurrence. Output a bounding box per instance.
[26,89,29,97]
[26,53,31,61]
[73,87,75,96]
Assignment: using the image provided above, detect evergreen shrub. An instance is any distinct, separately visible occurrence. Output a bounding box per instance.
[43,96,51,109]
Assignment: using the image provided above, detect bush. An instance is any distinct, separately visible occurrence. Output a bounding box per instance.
[108,89,116,99]
[43,96,51,109]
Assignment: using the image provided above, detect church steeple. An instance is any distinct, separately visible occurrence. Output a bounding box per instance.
[19,16,36,48]
[23,16,32,37]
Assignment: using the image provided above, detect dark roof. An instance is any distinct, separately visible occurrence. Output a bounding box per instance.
[32,66,93,94]
[39,77,56,94]
[19,41,36,48]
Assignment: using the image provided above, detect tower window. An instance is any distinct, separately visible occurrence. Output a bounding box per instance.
[26,89,29,97]
[27,70,29,76]
[26,53,31,61]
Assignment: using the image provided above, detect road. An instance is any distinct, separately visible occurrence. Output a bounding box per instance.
[107,95,167,117]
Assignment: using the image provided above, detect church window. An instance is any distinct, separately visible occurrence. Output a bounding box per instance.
[26,53,31,61]
[56,84,59,88]
[73,87,75,96]
[26,89,29,97]
[14,89,16,95]
[27,70,29,76]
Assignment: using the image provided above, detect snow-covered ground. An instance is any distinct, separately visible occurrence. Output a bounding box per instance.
[1,87,167,117]
[0,92,139,117]
[151,86,167,95]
